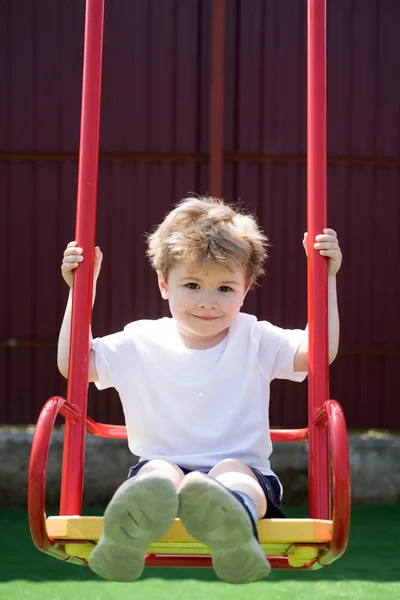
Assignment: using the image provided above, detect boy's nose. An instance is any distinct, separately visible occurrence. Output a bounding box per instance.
[199,293,218,310]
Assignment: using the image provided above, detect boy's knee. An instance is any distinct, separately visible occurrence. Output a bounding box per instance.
[208,458,251,477]
[208,459,267,518]
[139,459,185,489]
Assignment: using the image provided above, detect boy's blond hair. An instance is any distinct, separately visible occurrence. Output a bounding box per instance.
[147,195,268,287]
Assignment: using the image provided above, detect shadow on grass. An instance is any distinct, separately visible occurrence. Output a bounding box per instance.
[1,506,399,583]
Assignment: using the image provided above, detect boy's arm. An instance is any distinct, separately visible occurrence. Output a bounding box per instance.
[294,228,342,372]
[57,242,102,381]
[294,274,339,372]
[57,289,98,381]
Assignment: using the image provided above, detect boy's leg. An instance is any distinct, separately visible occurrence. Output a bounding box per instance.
[89,460,184,582]
[133,459,185,490]
[208,458,267,518]
[178,459,271,584]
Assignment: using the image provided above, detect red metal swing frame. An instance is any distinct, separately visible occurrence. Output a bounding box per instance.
[28,0,350,569]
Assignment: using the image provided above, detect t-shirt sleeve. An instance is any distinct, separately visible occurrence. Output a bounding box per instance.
[260,322,308,382]
[91,328,132,391]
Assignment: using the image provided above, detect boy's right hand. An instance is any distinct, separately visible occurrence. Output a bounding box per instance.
[61,241,103,288]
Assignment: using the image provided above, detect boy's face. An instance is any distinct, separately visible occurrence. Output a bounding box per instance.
[158,261,249,348]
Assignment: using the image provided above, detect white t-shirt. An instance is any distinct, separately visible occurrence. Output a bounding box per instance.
[92,312,307,482]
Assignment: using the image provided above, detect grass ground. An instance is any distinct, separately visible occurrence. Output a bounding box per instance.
[0,506,399,600]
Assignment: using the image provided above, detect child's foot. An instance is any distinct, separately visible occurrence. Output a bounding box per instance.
[178,471,271,584]
[88,473,178,581]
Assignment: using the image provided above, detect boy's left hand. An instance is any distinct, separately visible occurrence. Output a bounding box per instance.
[303,228,342,276]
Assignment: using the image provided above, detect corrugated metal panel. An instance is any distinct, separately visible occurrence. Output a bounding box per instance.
[100,0,210,153]
[227,0,400,157]
[225,0,307,155]
[1,0,400,429]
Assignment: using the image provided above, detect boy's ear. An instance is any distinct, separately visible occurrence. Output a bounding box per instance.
[157,270,169,300]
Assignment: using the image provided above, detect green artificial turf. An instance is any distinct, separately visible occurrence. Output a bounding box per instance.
[0,506,399,600]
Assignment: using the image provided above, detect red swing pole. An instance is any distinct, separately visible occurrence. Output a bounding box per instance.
[60,0,105,516]
[307,0,331,520]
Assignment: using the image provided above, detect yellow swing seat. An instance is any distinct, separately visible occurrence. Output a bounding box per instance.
[46,514,333,568]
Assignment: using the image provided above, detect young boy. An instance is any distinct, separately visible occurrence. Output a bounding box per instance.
[58,195,342,584]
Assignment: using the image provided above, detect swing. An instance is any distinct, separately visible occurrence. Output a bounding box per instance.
[28,0,350,571]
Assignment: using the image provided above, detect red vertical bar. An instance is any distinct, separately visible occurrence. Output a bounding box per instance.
[209,0,226,197]
[60,0,105,516]
[307,0,330,520]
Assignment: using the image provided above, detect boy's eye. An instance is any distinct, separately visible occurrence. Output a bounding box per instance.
[219,286,232,293]
[186,282,200,290]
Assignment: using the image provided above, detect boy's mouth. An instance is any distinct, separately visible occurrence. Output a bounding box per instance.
[192,315,219,321]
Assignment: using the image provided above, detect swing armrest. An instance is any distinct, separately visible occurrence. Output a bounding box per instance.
[59,401,128,439]
[28,396,88,564]
[85,417,127,439]
[61,401,308,443]
[316,400,351,565]
[271,428,308,442]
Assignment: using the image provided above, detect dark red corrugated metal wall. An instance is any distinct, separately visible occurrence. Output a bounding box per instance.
[1,0,399,429]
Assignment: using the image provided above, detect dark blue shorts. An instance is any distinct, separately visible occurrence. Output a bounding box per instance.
[127,461,285,519]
